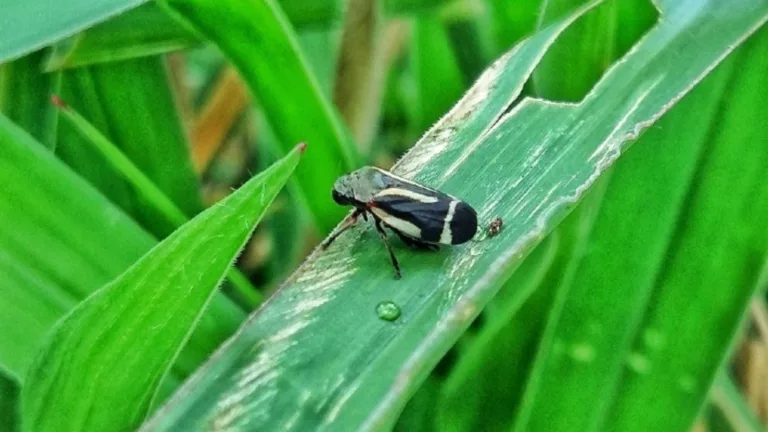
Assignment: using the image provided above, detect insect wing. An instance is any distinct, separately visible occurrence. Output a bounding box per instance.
[370,187,477,245]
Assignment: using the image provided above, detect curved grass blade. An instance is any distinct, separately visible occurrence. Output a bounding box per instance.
[43,3,201,72]
[20,144,305,432]
[0,0,148,64]
[711,371,765,432]
[511,49,738,432]
[54,97,262,307]
[433,3,654,426]
[436,179,609,432]
[57,56,203,237]
[410,15,466,133]
[0,372,18,431]
[42,1,344,71]
[0,51,60,148]
[141,0,768,430]
[160,0,360,233]
[602,27,768,431]
[0,113,241,384]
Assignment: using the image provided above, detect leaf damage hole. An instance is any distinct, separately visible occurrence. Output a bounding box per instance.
[529,0,659,103]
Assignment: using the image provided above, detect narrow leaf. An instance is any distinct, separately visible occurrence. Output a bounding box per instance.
[710,372,765,432]
[0,373,18,432]
[333,0,386,150]
[0,0,149,63]
[54,98,262,306]
[410,15,466,132]
[512,47,737,432]
[604,26,768,431]
[57,56,203,237]
[140,1,768,430]
[21,144,305,432]
[160,0,360,233]
[0,112,241,387]
[437,179,609,432]
[42,0,344,70]
[43,3,201,71]
[55,97,187,225]
[0,51,60,148]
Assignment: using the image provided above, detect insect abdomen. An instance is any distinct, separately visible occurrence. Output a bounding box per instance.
[446,200,477,244]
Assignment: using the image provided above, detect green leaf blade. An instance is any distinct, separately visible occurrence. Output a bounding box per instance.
[603,26,768,430]
[410,16,466,132]
[0,0,149,64]
[139,1,768,430]
[512,40,738,432]
[0,51,60,148]
[42,0,344,71]
[20,144,304,432]
[57,56,203,236]
[43,3,201,71]
[160,0,359,233]
[0,103,245,389]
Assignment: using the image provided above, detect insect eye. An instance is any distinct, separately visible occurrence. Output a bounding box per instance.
[332,189,349,205]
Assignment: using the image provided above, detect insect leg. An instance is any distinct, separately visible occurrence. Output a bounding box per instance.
[374,218,402,279]
[321,209,363,250]
[393,230,439,251]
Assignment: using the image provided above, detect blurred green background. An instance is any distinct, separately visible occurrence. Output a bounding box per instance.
[1,0,767,431]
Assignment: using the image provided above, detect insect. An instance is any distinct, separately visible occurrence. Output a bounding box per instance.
[487,216,503,237]
[321,166,478,279]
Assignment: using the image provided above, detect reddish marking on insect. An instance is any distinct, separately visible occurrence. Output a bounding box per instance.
[50,95,68,110]
[297,142,308,153]
[367,200,378,208]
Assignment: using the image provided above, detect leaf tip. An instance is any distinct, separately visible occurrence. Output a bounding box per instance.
[51,95,68,110]
[297,142,308,154]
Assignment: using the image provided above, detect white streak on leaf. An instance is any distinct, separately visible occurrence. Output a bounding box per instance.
[395,47,516,180]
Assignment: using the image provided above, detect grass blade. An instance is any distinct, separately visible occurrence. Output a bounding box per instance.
[54,97,262,306]
[410,15,466,132]
[0,112,242,387]
[603,27,768,431]
[20,143,305,432]
[436,179,609,431]
[0,51,60,148]
[43,3,200,71]
[43,1,344,71]
[333,0,386,150]
[711,372,765,432]
[55,96,187,225]
[57,56,202,237]
[0,0,149,63]
[511,39,738,432]
[0,373,18,432]
[139,1,768,430]
[160,0,360,233]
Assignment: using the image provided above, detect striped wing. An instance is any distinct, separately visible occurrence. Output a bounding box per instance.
[369,190,477,245]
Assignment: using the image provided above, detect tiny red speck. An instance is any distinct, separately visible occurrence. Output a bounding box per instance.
[297,142,308,153]
[51,95,68,109]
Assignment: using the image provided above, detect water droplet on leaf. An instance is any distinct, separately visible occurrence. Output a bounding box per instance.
[376,301,401,322]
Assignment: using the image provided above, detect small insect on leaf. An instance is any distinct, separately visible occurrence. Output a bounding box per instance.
[322,166,478,279]
[487,216,503,237]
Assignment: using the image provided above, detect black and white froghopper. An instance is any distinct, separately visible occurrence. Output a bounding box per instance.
[321,166,478,279]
